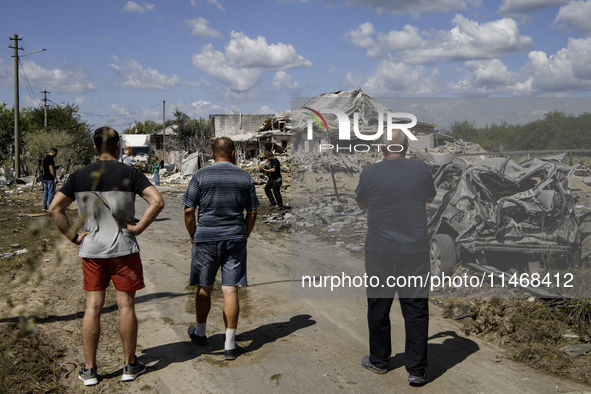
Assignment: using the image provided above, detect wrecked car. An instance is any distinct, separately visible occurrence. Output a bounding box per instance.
[414,153,591,276]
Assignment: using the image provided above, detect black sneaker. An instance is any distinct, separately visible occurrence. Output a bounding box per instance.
[224,344,245,360]
[408,372,430,386]
[78,367,99,386]
[361,355,387,374]
[188,325,208,346]
[121,357,146,382]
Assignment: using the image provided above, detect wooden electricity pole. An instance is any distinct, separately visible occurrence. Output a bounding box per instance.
[9,34,22,177]
[9,34,45,178]
[41,90,50,131]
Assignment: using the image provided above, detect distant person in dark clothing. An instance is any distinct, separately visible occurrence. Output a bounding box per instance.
[355,130,436,386]
[263,151,283,209]
[42,148,58,210]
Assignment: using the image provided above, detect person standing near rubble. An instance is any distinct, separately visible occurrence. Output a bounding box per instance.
[355,130,436,386]
[42,148,58,211]
[152,156,161,186]
[182,137,259,360]
[263,151,284,209]
[48,127,164,386]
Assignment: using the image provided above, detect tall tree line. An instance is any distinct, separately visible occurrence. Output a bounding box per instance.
[448,111,591,151]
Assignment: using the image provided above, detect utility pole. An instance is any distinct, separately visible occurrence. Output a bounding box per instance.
[9,34,46,178]
[41,90,50,131]
[162,100,165,144]
[9,34,22,178]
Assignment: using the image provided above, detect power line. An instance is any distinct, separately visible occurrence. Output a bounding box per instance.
[20,45,43,99]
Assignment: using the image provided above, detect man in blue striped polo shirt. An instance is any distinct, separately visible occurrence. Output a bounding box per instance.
[182,137,259,360]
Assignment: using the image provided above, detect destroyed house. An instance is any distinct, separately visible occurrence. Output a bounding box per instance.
[150,125,178,150]
[292,89,440,153]
[210,113,286,158]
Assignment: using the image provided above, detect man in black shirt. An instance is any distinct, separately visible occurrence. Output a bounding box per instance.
[42,148,58,210]
[263,151,283,209]
[355,130,436,386]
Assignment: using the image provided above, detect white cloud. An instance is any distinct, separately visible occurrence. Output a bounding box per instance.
[123,1,155,13]
[449,59,525,95]
[186,17,223,38]
[191,32,311,92]
[75,97,90,107]
[347,16,532,63]
[23,96,42,108]
[343,0,472,15]
[257,105,275,114]
[20,61,96,93]
[225,31,312,70]
[109,57,197,90]
[344,22,376,48]
[523,37,591,93]
[345,61,445,95]
[554,1,591,34]
[272,71,301,93]
[190,100,232,118]
[191,0,225,11]
[498,0,565,16]
[208,0,225,11]
[192,44,263,91]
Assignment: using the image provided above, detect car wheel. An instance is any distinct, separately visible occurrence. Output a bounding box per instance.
[430,234,458,277]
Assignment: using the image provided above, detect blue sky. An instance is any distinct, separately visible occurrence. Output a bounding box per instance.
[1,0,591,131]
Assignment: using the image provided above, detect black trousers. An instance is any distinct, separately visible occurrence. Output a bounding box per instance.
[365,251,429,374]
[264,178,283,206]
[367,297,429,374]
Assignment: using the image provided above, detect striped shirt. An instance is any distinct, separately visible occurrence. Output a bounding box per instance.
[181,161,259,242]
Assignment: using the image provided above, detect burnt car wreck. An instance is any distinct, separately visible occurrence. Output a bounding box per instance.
[417,153,591,276]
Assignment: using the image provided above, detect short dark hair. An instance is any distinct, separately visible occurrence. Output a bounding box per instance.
[93,127,120,156]
[49,148,58,154]
[211,137,235,159]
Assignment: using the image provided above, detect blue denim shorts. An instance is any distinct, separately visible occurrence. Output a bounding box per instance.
[190,239,247,287]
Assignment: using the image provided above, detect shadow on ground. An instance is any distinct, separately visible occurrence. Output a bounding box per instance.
[139,314,316,373]
[387,330,479,381]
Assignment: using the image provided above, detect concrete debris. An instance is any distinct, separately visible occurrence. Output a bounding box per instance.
[560,344,591,357]
[453,305,471,320]
[345,243,364,253]
[1,248,28,259]
[428,139,491,162]
[181,152,202,177]
[292,151,376,175]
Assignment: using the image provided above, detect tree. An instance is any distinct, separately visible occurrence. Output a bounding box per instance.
[0,103,16,163]
[449,120,478,142]
[172,108,214,154]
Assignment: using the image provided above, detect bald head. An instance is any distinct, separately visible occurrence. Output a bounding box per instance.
[211,137,236,162]
[381,129,409,158]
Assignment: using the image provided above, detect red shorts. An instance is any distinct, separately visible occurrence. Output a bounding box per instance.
[82,253,145,292]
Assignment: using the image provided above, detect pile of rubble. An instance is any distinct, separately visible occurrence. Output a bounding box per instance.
[426,139,492,162]
[291,194,368,250]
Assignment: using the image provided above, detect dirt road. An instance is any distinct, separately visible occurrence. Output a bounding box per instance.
[16,184,591,393]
